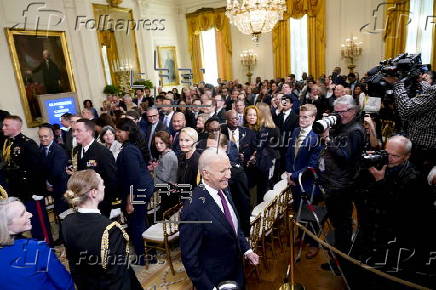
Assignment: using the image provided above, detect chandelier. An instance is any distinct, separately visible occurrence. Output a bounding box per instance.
[226,0,287,42]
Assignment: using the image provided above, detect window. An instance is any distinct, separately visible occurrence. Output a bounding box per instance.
[290,14,309,81]
[405,0,434,64]
[200,28,219,86]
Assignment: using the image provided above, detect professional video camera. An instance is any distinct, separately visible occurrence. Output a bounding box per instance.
[313,113,341,134]
[360,150,389,169]
[364,53,430,100]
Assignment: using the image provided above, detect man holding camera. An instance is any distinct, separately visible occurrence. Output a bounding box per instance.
[318,95,365,268]
[351,136,430,288]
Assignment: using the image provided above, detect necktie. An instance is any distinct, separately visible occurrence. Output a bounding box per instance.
[164,115,169,127]
[148,123,156,150]
[238,114,243,126]
[172,132,179,145]
[44,146,49,157]
[46,60,49,69]
[217,190,236,233]
[295,129,306,157]
[230,130,236,144]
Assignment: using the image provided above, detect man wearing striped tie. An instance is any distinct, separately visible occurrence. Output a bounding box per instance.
[285,104,323,259]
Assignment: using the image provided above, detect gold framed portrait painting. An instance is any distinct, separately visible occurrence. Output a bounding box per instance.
[157,46,179,87]
[5,29,76,127]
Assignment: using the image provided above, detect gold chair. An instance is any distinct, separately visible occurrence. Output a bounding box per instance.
[142,203,182,275]
[247,214,262,280]
[260,196,279,262]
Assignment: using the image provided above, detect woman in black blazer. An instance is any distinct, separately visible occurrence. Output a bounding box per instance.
[177,127,200,189]
[116,118,155,266]
[62,170,142,289]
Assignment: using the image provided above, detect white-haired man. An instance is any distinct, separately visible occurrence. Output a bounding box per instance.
[180,148,259,290]
[319,95,365,271]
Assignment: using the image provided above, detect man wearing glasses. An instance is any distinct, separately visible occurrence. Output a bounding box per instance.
[318,95,365,273]
[142,107,167,160]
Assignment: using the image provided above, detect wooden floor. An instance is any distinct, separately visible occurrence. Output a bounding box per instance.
[136,242,345,290]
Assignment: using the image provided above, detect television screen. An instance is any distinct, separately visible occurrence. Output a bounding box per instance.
[38,92,80,127]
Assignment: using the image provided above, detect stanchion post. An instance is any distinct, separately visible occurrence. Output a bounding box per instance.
[279,214,304,290]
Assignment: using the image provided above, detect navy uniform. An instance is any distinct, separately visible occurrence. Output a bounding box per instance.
[1,133,53,244]
[72,140,120,217]
[62,211,142,290]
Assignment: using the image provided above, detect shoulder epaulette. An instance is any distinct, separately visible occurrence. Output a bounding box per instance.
[100,221,129,269]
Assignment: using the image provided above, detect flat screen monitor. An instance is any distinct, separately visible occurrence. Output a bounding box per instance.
[38,92,80,127]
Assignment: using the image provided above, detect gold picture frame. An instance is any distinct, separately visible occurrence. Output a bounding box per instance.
[157,46,179,86]
[4,29,76,127]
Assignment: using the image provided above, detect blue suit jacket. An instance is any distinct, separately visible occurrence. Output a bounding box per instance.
[180,186,250,290]
[285,128,323,193]
[116,143,155,204]
[0,238,74,290]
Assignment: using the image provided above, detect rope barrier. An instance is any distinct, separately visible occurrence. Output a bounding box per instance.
[293,221,431,290]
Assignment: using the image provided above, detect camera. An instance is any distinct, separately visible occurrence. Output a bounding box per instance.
[313,113,341,134]
[360,150,389,169]
[364,53,430,100]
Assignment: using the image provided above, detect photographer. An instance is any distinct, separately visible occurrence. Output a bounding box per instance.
[351,136,432,288]
[384,74,436,173]
[318,95,365,266]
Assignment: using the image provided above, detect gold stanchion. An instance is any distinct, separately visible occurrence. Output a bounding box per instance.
[279,214,305,290]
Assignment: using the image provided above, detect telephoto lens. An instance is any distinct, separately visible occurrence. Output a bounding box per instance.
[218,281,239,290]
[313,114,341,134]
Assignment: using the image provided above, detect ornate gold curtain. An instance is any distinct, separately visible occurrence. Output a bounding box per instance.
[384,0,410,59]
[186,8,232,83]
[272,0,325,79]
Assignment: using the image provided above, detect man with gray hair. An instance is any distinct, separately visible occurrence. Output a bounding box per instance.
[351,135,429,288]
[180,148,259,290]
[319,94,365,271]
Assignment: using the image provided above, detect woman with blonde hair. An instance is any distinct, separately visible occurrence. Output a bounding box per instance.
[177,127,201,189]
[0,190,74,289]
[254,103,280,203]
[62,170,142,290]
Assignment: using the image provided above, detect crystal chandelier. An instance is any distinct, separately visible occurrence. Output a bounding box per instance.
[226,0,287,42]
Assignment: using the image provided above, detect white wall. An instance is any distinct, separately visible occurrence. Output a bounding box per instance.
[231,27,274,82]
[0,0,184,137]
[325,0,385,77]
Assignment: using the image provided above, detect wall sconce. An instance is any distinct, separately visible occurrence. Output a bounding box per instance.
[341,36,363,73]
[240,49,257,83]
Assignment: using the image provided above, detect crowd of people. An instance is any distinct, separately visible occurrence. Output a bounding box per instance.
[0,65,435,289]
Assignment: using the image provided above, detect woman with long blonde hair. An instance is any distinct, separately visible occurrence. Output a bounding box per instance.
[254,103,280,203]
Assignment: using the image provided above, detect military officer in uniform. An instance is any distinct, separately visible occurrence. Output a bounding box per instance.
[69,118,121,218]
[1,115,53,244]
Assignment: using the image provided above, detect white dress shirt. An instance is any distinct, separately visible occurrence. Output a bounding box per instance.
[77,207,100,214]
[82,139,95,158]
[228,127,239,148]
[295,126,312,157]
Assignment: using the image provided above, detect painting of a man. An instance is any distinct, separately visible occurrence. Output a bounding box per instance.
[5,30,75,126]
[158,46,179,86]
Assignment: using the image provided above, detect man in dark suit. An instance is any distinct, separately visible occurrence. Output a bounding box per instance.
[28,49,62,94]
[170,112,186,158]
[273,94,299,173]
[159,98,175,134]
[70,119,120,217]
[38,125,70,243]
[221,110,256,167]
[213,94,227,123]
[285,104,323,258]
[180,149,259,290]
[142,107,167,160]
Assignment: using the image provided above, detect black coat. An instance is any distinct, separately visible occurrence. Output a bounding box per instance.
[221,125,257,166]
[0,134,45,201]
[143,121,167,160]
[177,151,200,188]
[40,142,69,213]
[62,212,142,290]
[73,141,119,216]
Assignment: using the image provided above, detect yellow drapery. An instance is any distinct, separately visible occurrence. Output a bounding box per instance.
[432,0,436,70]
[186,8,233,83]
[272,0,325,79]
[384,0,410,59]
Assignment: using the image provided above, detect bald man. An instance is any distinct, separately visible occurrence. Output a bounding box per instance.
[171,112,186,157]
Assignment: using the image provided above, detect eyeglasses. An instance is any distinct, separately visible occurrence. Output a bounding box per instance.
[335,108,352,114]
[147,114,158,118]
